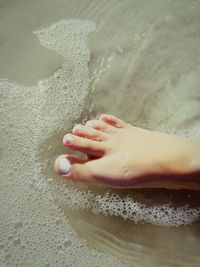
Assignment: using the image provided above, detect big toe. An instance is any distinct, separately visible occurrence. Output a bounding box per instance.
[54,155,92,182]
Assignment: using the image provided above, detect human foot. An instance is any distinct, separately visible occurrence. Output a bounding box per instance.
[54,114,200,189]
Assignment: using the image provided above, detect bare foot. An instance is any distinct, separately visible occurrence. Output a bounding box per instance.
[54,114,200,189]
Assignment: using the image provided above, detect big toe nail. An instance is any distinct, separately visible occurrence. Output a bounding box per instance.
[59,158,71,176]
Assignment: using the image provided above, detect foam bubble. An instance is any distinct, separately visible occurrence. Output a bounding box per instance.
[49,181,200,227]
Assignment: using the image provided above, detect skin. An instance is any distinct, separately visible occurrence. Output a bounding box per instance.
[54,114,200,190]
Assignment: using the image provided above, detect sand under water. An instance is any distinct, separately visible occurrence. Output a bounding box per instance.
[1,0,200,266]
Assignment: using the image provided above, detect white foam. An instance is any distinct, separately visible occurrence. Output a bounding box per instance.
[0,19,127,267]
[49,182,200,227]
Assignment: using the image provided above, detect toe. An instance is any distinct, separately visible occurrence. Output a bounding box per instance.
[72,124,108,141]
[54,155,93,182]
[99,114,126,128]
[63,133,104,156]
[85,119,115,133]
[54,154,87,173]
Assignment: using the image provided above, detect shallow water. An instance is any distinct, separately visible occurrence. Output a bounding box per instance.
[1,0,200,266]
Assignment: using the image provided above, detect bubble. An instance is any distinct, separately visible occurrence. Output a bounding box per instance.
[64,239,72,248]
[14,221,23,230]
[166,15,174,21]
[13,238,21,247]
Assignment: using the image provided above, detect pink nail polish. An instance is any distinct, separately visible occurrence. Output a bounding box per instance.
[65,134,73,144]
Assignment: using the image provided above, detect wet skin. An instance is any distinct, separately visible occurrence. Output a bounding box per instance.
[54,114,200,190]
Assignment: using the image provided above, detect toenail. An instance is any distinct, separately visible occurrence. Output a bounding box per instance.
[74,125,82,132]
[64,134,73,144]
[86,121,93,127]
[59,158,71,176]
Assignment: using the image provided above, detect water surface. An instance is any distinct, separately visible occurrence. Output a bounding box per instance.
[1,0,200,266]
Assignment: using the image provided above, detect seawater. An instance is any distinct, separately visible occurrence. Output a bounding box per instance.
[0,0,200,266]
